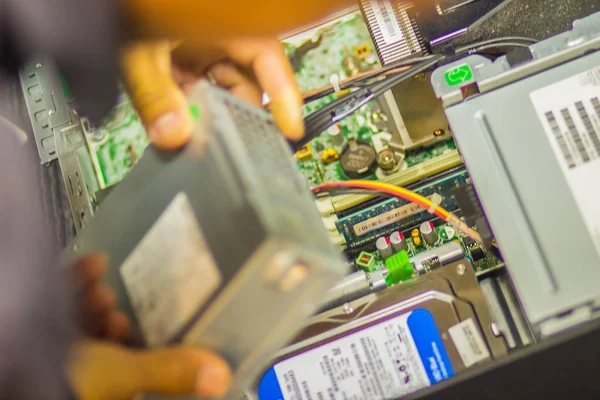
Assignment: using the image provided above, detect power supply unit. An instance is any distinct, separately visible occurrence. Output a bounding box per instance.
[66,81,347,399]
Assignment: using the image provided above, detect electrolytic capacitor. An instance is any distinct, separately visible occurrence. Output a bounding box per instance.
[389,231,408,253]
[376,236,394,259]
[327,124,345,147]
[420,221,439,245]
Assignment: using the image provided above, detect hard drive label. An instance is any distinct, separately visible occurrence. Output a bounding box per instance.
[258,309,454,400]
[530,67,600,253]
[120,192,222,346]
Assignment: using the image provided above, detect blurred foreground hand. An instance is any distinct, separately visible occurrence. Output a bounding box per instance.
[121,39,303,150]
[69,254,231,400]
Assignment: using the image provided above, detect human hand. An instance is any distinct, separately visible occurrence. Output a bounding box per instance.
[68,340,231,400]
[69,255,232,399]
[121,38,304,150]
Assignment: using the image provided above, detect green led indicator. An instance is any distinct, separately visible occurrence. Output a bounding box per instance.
[189,104,201,120]
[444,64,474,87]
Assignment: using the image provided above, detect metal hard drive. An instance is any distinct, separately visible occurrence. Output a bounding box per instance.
[253,259,506,400]
[66,81,346,399]
[431,11,600,337]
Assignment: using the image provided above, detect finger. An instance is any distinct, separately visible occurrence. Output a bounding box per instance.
[121,41,192,150]
[209,62,263,106]
[105,312,132,343]
[69,253,108,291]
[132,347,232,397]
[227,39,304,140]
[80,284,116,314]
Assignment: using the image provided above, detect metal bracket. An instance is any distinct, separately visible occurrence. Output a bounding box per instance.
[19,61,73,164]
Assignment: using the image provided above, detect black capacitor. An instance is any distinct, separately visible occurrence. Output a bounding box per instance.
[340,140,377,179]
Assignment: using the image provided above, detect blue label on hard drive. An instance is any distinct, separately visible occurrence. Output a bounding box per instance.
[258,308,453,400]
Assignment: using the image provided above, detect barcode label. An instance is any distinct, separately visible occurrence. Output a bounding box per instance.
[370,0,404,45]
[448,319,491,368]
[353,201,426,236]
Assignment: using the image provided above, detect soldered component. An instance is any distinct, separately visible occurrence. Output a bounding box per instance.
[321,148,339,164]
[341,46,362,77]
[376,236,394,259]
[296,144,313,162]
[420,221,439,245]
[389,231,408,253]
[355,251,376,271]
[353,43,372,60]
[376,149,397,171]
[471,247,486,262]
[369,109,390,131]
[340,140,377,178]
[327,124,345,147]
[411,228,424,248]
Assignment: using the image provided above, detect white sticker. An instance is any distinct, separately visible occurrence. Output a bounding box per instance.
[352,197,431,236]
[121,192,222,346]
[448,319,490,367]
[265,309,456,400]
[370,0,404,45]
[530,67,600,253]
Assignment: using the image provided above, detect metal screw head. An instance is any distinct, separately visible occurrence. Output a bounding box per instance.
[433,128,445,137]
[343,303,354,314]
[491,322,501,337]
[35,63,43,70]
[377,149,396,171]
[457,263,466,275]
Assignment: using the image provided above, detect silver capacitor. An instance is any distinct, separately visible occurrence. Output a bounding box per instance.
[420,221,439,245]
[376,236,394,259]
[327,124,345,147]
[389,231,408,252]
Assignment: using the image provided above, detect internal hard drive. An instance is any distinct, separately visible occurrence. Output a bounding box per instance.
[256,259,506,400]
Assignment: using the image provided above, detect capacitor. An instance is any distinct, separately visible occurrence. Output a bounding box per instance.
[389,231,408,253]
[327,124,345,147]
[376,236,394,259]
[420,221,439,245]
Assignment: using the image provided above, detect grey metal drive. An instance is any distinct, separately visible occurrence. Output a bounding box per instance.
[66,81,346,399]
[431,11,600,337]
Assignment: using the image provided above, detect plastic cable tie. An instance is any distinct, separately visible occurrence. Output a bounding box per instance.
[428,193,443,214]
[330,73,341,94]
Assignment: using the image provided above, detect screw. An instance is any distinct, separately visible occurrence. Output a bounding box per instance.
[491,322,501,337]
[35,63,43,69]
[433,128,445,137]
[457,263,466,275]
[343,303,354,314]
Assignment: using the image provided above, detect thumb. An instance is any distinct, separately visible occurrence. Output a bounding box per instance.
[121,41,193,150]
[69,341,232,400]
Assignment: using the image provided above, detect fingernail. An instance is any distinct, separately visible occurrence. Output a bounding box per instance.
[148,112,184,143]
[196,364,231,397]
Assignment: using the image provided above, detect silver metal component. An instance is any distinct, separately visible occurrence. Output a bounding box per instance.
[327,124,345,147]
[375,236,393,259]
[456,263,466,276]
[20,60,74,164]
[369,269,389,291]
[319,271,371,311]
[376,149,397,171]
[359,1,426,66]
[491,322,501,337]
[420,221,439,245]
[66,82,346,399]
[431,11,600,335]
[343,303,355,314]
[389,231,408,252]
[411,241,465,274]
